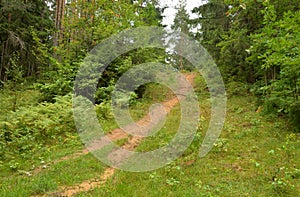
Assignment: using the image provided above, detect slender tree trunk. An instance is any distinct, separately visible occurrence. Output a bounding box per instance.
[179,36,183,70]
[0,11,13,82]
[54,0,65,46]
[0,42,6,82]
[0,40,9,82]
[54,0,59,46]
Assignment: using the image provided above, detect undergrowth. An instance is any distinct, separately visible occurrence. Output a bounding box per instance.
[0,73,299,196]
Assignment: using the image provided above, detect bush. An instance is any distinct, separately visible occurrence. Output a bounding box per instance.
[225,79,250,97]
[35,79,73,102]
[95,101,113,120]
[35,62,77,102]
[0,94,75,164]
[289,102,300,132]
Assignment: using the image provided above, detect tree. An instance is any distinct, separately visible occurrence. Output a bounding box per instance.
[249,2,300,129]
[0,0,53,83]
[191,0,229,65]
[168,0,192,70]
[54,0,65,46]
[191,0,265,82]
[38,0,165,102]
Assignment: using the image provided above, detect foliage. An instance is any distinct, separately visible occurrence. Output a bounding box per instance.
[94,48,166,103]
[192,0,300,130]
[0,0,54,82]
[168,0,193,71]
[249,6,300,130]
[0,94,75,166]
[0,1,300,196]
[191,0,230,72]
[40,0,165,102]
[34,61,76,102]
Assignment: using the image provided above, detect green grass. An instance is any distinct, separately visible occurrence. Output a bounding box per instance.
[133,104,181,152]
[75,95,300,196]
[0,82,177,196]
[0,153,106,196]
[129,82,176,122]
[0,73,299,196]
[74,75,300,197]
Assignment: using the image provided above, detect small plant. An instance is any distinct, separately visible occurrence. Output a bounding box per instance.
[95,101,113,120]
[0,94,75,169]
[225,79,250,97]
[195,180,213,191]
[166,177,180,186]
[213,138,228,153]
[250,159,260,168]
[271,167,297,195]
[149,172,161,180]
[9,161,20,171]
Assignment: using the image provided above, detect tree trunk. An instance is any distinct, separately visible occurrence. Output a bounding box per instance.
[54,0,65,46]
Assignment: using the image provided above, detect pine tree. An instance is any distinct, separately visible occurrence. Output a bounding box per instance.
[0,0,53,82]
[169,0,191,70]
[191,0,229,74]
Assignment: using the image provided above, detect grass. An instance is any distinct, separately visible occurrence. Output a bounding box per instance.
[0,73,299,196]
[74,74,300,197]
[0,82,176,196]
[0,153,106,196]
[97,82,175,133]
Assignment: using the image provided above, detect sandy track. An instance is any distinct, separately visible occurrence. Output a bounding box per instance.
[33,73,196,197]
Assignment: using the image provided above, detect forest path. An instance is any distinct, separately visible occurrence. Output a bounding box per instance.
[34,72,197,197]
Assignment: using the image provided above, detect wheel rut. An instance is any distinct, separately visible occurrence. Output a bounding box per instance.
[33,73,197,197]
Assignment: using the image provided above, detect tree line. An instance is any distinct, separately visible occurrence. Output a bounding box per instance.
[190,0,300,130]
[0,0,299,130]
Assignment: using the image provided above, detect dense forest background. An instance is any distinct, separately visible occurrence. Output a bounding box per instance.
[1,0,299,124]
[191,0,300,130]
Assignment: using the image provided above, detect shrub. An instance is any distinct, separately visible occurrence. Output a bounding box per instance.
[0,94,75,164]
[289,102,300,132]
